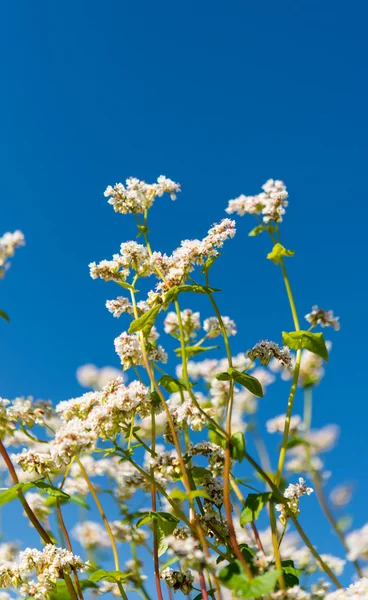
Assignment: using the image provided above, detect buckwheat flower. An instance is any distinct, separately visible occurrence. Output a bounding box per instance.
[160,568,194,594]
[148,449,181,481]
[187,442,225,477]
[226,180,288,224]
[268,587,310,599]
[164,308,201,338]
[0,230,25,277]
[24,492,51,524]
[325,577,368,599]
[153,175,181,199]
[226,194,265,217]
[248,340,292,368]
[266,414,303,435]
[12,448,55,475]
[51,418,97,466]
[76,364,124,391]
[201,218,236,254]
[165,534,206,570]
[284,478,314,500]
[0,399,16,439]
[330,484,353,508]
[305,305,340,331]
[276,478,313,525]
[346,523,368,561]
[114,332,143,370]
[110,521,147,544]
[104,175,180,215]
[0,543,18,563]
[119,241,152,277]
[89,255,129,282]
[203,315,237,338]
[72,521,110,549]
[106,296,134,317]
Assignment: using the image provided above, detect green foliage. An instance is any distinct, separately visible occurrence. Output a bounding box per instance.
[230,431,246,463]
[248,224,276,237]
[216,368,263,397]
[89,569,128,583]
[282,330,329,361]
[267,243,294,264]
[137,511,180,557]
[0,308,9,323]
[158,375,186,392]
[0,481,40,506]
[33,481,70,499]
[129,305,160,336]
[218,560,281,598]
[49,580,98,599]
[174,344,219,358]
[191,466,212,482]
[240,492,273,524]
[163,284,221,306]
[282,560,302,588]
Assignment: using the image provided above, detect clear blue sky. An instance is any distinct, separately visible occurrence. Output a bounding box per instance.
[1,0,367,589]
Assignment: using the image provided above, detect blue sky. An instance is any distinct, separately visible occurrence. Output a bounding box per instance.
[1,0,367,591]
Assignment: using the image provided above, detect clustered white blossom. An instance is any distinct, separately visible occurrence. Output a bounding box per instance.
[0,544,86,599]
[104,175,180,214]
[305,306,340,331]
[248,340,292,367]
[114,331,167,369]
[0,230,25,277]
[325,578,368,599]
[203,315,237,338]
[276,478,314,524]
[160,567,194,594]
[226,179,288,223]
[76,364,124,390]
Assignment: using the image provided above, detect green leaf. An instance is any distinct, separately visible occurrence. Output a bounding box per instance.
[191,466,212,482]
[201,254,221,273]
[249,224,276,237]
[193,590,216,600]
[282,330,329,361]
[129,305,160,336]
[281,560,301,588]
[230,432,246,463]
[175,345,219,358]
[89,569,127,583]
[219,562,281,598]
[136,511,179,536]
[69,495,90,509]
[157,523,168,556]
[158,375,186,393]
[228,368,264,397]
[34,481,70,499]
[116,280,139,293]
[0,309,10,323]
[267,243,294,265]
[240,492,273,524]
[0,481,39,506]
[163,284,220,306]
[50,580,98,600]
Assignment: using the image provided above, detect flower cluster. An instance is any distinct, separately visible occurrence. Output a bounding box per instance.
[104,175,180,214]
[305,306,340,331]
[226,179,288,223]
[0,230,25,277]
[276,478,314,525]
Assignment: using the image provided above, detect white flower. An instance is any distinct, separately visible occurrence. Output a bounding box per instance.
[305,305,340,331]
[0,230,25,277]
[248,340,292,368]
[72,521,110,549]
[76,364,124,390]
[160,568,194,594]
[284,478,314,500]
[104,175,180,215]
[226,179,288,224]
[325,577,368,599]
[346,524,368,561]
[330,484,353,508]
[203,316,237,338]
[106,296,134,317]
[266,414,303,435]
[164,309,200,338]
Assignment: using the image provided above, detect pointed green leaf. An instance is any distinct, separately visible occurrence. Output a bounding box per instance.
[0,309,10,323]
[240,493,273,524]
[228,368,264,397]
[158,375,186,393]
[230,431,246,463]
[129,305,160,336]
[282,330,328,361]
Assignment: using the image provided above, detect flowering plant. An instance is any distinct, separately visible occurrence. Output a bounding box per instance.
[0,176,365,600]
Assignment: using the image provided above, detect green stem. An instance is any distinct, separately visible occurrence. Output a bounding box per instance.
[275,348,302,485]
